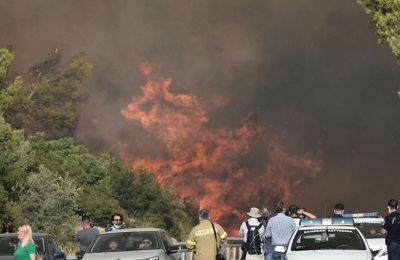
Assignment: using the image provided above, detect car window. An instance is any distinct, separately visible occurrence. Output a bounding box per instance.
[33,237,46,255]
[0,236,45,255]
[291,229,366,251]
[161,233,171,249]
[0,237,18,255]
[89,232,160,253]
[355,223,385,239]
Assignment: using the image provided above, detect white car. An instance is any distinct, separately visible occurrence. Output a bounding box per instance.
[81,228,180,260]
[347,213,387,260]
[276,218,381,260]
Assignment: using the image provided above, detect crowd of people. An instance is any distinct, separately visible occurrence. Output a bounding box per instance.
[3,199,400,260]
[185,199,400,260]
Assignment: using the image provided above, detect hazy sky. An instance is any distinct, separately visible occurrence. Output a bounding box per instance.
[1,0,400,216]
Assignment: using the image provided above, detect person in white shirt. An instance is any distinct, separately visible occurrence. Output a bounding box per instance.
[239,207,265,260]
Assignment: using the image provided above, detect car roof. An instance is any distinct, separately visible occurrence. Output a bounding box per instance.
[353,218,384,224]
[298,225,359,231]
[99,228,166,234]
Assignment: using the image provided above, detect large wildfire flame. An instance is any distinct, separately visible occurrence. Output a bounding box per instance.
[121,63,322,234]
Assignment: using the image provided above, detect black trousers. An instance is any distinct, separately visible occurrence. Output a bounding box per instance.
[388,244,400,260]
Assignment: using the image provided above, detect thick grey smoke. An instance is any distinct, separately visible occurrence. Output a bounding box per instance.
[1,0,400,217]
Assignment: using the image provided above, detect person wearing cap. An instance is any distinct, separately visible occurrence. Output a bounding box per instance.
[239,207,265,260]
[186,209,228,260]
[266,202,296,260]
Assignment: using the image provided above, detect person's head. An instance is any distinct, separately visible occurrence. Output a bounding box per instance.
[111,213,123,227]
[288,205,299,217]
[260,207,270,220]
[108,240,118,250]
[199,209,210,221]
[275,202,285,213]
[140,238,153,248]
[2,219,13,233]
[388,199,399,213]
[18,224,35,247]
[334,203,345,215]
[82,216,93,229]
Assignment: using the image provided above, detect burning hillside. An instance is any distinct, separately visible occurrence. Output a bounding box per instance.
[121,63,322,233]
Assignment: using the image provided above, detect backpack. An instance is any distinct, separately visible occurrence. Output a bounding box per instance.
[245,221,263,254]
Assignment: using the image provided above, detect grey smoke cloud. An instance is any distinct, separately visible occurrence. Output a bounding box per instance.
[1,0,400,217]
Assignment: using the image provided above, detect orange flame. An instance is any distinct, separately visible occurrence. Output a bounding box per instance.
[121,63,322,235]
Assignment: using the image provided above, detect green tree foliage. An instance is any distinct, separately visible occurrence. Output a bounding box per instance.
[0,116,30,196]
[0,47,193,245]
[357,0,400,59]
[1,48,92,139]
[19,166,80,245]
[115,169,193,239]
[25,134,193,239]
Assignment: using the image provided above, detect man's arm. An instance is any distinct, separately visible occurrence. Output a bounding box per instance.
[298,208,317,219]
[291,219,297,233]
[265,221,272,238]
[217,224,228,241]
[239,222,246,238]
[382,218,389,235]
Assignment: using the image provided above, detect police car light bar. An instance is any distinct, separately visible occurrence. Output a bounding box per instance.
[300,218,354,226]
[342,212,381,218]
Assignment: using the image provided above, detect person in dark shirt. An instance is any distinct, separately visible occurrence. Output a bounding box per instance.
[332,203,344,218]
[382,199,400,260]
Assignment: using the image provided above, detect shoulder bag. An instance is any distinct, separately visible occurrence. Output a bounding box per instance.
[211,222,226,260]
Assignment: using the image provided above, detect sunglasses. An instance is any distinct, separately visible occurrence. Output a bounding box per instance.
[143,240,151,244]
[113,218,122,222]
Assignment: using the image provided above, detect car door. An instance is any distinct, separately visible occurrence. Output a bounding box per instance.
[160,232,178,260]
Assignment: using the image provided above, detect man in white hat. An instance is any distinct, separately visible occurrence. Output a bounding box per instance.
[239,207,265,260]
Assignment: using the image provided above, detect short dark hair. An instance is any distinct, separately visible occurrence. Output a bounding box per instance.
[388,199,398,209]
[288,205,298,215]
[199,209,210,219]
[275,202,285,213]
[82,215,91,222]
[111,213,123,222]
[334,203,344,211]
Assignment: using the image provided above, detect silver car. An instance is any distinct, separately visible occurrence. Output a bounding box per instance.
[82,228,180,260]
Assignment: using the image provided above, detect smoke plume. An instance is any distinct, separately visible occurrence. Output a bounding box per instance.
[1,0,400,228]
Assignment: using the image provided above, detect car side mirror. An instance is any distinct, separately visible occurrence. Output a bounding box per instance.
[274,245,286,253]
[54,251,65,259]
[370,245,382,252]
[166,245,180,255]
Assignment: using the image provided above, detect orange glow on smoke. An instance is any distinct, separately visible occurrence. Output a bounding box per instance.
[121,63,322,234]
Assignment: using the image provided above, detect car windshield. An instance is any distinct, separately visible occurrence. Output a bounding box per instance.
[291,229,366,251]
[0,236,45,255]
[89,232,160,253]
[354,223,385,239]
